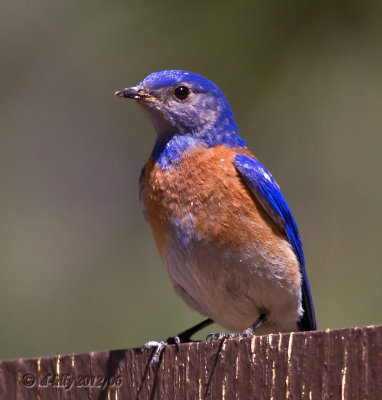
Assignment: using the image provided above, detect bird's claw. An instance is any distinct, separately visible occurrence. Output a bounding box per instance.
[206,332,228,341]
[206,328,255,342]
[143,340,167,366]
[143,335,186,367]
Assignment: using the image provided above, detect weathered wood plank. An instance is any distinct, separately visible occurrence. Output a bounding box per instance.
[0,325,380,399]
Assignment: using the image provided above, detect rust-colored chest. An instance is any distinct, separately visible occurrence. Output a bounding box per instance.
[141,145,278,251]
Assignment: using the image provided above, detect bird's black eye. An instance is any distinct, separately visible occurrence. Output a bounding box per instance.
[174,86,190,100]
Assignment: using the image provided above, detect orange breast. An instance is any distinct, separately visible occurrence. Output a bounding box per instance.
[142,145,286,255]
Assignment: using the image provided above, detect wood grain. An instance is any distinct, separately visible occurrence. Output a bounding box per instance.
[0,325,381,399]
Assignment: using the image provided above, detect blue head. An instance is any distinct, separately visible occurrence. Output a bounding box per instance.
[115,70,246,166]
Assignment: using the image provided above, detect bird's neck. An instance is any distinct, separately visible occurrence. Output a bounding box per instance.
[151,117,246,169]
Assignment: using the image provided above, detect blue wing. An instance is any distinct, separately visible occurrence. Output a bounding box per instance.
[234,154,317,331]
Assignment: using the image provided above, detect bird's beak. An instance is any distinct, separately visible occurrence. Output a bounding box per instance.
[114,86,150,100]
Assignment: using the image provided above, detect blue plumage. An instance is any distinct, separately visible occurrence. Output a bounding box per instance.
[151,132,246,168]
[116,69,318,337]
[139,70,246,168]
[234,155,317,330]
[141,70,219,93]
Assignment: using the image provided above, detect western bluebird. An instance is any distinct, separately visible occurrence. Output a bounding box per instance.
[115,70,317,348]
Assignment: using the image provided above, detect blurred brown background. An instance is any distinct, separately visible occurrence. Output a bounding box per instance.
[0,1,381,360]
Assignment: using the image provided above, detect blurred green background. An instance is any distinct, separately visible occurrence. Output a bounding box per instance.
[1,0,381,360]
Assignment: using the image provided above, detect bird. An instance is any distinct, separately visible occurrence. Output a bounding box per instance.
[115,70,317,346]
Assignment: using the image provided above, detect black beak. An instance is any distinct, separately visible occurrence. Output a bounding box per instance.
[114,86,149,100]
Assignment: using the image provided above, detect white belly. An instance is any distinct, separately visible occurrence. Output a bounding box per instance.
[160,232,303,334]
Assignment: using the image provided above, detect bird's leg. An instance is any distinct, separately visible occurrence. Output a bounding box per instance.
[143,318,214,365]
[173,317,214,343]
[207,313,267,341]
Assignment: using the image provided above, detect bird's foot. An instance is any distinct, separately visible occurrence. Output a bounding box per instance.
[206,328,255,342]
[143,333,195,366]
[143,318,214,366]
[143,340,165,366]
[206,314,267,342]
[143,340,166,367]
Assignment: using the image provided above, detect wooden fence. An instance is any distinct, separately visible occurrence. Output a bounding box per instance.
[0,325,381,399]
